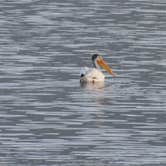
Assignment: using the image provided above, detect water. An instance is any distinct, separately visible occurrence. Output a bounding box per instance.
[0,0,166,165]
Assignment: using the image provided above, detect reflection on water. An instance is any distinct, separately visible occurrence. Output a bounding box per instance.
[80,81,105,90]
[0,0,166,165]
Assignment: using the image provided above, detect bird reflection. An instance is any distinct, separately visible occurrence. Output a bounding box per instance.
[80,81,113,127]
[80,81,105,90]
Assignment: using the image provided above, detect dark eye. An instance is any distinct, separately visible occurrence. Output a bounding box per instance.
[81,74,84,77]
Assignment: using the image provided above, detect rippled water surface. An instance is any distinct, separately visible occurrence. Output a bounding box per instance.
[0,0,166,165]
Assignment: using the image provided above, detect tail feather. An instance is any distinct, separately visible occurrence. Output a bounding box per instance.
[80,67,89,76]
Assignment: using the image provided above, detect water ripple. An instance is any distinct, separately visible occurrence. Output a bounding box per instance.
[0,0,166,165]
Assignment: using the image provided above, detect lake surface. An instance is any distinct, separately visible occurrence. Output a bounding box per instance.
[0,0,166,165]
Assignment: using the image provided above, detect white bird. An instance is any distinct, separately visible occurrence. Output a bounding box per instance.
[80,54,116,83]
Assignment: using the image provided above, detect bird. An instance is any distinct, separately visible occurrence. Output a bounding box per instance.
[80,54,116,83]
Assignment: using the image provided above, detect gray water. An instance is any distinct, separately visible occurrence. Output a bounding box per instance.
[0,0,166,165]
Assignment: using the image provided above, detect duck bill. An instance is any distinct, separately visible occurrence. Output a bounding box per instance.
[97,59,116,77]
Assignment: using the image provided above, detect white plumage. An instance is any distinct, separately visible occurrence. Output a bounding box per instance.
[80,67,105,83]
[80,54,116,83]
